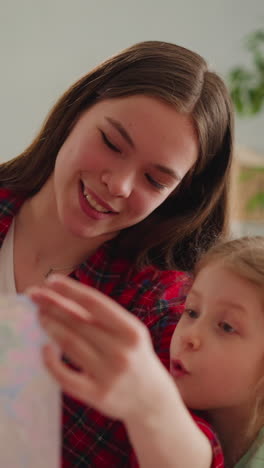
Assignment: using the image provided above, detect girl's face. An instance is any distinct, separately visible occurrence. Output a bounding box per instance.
[51,95,198,241]
[170,263,264,415]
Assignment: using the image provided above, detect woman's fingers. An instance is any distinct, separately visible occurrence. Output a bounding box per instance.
[36,286,165,422]
[28,275,145,344]
[28,286,90,322]
[43,344,138,420]
[40,313,131,377]
[43,344,98,405]
[47,275,141,333]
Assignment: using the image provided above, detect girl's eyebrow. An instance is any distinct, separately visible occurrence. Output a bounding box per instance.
[188,289,247,314]
[105,117,135,149]
[216,301,247,314]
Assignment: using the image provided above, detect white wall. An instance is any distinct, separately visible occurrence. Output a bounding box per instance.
[0,0,264,161]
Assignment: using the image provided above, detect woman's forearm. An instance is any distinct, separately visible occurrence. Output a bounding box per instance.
[126,381,212,468]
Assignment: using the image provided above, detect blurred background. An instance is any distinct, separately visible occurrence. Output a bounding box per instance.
[0,0,263,234]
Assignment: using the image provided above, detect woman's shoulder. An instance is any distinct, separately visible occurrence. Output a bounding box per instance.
[78,248,191,298]
[127,265,192,301]
[77,250,192,319]
[0,188,25,245]
[0,187,24,214]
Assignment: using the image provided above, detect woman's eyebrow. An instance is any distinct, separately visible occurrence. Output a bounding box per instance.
[153,164,182,182]
[105,117,135,148]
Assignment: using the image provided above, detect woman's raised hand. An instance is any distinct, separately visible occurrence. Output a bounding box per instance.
[27,275,173,423]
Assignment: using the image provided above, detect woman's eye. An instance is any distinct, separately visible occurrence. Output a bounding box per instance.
[185,308,198,319]
[101,131,121,153]
[145,173,166,190]
[219,322,236,334]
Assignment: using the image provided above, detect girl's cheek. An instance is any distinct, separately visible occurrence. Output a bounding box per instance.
[169,330,179,354]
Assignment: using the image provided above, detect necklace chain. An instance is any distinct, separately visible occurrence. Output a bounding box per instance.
[44,263,81,278]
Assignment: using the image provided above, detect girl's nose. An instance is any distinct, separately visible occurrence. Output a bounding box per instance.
[101,171,134,198]
[181,333,201,351]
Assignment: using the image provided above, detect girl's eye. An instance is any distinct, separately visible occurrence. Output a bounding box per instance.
[185,308,198,319]
[101,131,121,153]
[219,322,236,334]
[145,173,166,190]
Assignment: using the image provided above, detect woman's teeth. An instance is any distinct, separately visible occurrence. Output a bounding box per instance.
[83,189,110,213]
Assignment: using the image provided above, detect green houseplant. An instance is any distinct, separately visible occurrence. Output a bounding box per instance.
[228,29,264,214]
[228,29,264,116]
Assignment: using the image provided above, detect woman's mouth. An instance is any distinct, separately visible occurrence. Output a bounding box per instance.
[79,182,118,220]
[83,188,111,213]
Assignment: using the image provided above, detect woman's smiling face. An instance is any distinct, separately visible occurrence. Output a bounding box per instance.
[52,95,198,241]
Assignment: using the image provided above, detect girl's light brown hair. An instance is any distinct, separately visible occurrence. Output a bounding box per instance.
[195,236,264,288]
[0,40,234,271]
[195,236,264,441]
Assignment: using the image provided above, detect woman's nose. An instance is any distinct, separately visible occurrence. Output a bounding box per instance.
[101,170,134,198]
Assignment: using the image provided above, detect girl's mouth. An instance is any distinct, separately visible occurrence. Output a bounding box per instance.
[170,359,189,378]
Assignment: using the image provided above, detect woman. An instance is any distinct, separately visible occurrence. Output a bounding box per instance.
[0,40,233,466]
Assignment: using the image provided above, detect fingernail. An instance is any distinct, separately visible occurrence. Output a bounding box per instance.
[46,273,63,283]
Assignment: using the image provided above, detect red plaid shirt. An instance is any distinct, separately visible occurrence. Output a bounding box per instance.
[0,188,224,468]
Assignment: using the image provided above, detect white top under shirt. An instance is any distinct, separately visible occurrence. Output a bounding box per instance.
[0,219,16,293]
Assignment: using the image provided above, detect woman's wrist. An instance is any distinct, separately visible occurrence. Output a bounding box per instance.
[124,364,182,431]
[125,377,212,468]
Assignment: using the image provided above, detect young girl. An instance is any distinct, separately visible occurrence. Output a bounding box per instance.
[30,236,264,468]
[170,235,264,467]
[0,40,234,466]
